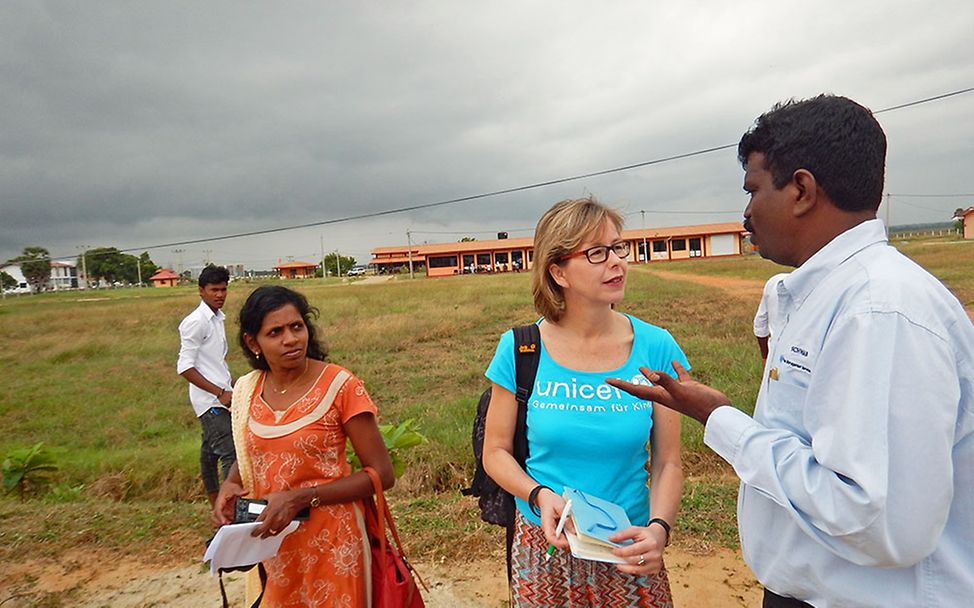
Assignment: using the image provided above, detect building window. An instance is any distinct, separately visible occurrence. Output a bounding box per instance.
[671,239,686,251]
[652,240,667,253]
[428,255,458,268]
[495,252,509,264]
[527,250,534,262]
[511,250,524,270]
[689,238,702,257]
[476,253,492,266]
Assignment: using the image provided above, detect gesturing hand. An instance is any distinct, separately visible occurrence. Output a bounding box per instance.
[606,361,730,425]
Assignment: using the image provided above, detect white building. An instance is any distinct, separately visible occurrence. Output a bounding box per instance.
[0,264,31,293]
[50,261,79,290]
[1,260,80,292]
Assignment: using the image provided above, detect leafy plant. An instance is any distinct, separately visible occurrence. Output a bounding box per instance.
[348,419,428,478]
[2,442,59,500]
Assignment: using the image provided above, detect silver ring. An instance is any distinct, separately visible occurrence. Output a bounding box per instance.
[637,554,646,566]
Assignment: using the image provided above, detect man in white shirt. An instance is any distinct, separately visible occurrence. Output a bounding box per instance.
[753,272,789,365]
[610,95,974,607]
[177,265,235,505]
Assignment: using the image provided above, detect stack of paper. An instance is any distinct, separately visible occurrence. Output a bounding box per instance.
[203,520,300,574]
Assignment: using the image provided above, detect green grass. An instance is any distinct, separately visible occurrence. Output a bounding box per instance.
[1,238,969,567]
[894,236,974,307]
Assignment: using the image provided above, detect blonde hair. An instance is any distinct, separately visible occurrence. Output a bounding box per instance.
[531,196,625,322]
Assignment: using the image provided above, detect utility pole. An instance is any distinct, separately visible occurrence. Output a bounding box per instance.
[320,235,326,279]
[172,248,185,276]
[77,245,90,289]
[884,193,891,233]
[136,257,142,287]
[406,230,414,279]
[335,249,341,278]
[641,210,648,263]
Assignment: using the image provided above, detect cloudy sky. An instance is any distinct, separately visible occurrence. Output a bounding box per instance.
[2,1,972,271]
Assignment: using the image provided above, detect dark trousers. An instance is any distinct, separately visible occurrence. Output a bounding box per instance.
[199,407,236,494]
[763,589,814,608]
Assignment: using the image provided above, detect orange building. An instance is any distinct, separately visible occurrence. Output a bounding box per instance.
[957,206,974,239]
[369,222,747,278]
[274,261,318,279]
[150,268,180,287]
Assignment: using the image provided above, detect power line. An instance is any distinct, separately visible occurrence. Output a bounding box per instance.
[34,85,974,263]
[887,193,974,198]
[872,87,974,114]
[890,199,963,214]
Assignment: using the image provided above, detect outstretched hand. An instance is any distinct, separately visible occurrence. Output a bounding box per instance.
[606,361,730,425]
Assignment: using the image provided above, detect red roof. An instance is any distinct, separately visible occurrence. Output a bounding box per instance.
[150,268,180,280]
[273,261,317,270]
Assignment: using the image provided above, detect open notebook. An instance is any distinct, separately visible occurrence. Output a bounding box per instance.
[562,487,633,563]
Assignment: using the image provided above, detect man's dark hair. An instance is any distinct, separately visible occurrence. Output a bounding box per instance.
[738,94,887,212]
[198,265,230,287]
[238,285,328,371]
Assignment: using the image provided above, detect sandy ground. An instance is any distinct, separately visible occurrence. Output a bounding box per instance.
[1,545,759,607]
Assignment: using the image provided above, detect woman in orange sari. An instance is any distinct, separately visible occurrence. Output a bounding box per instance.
[213,285,393,608]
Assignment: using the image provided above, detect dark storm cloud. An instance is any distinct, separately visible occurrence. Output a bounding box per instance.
[1,1,973,266]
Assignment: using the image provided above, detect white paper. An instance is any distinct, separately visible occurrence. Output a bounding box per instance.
[203,520,300,574]
[564,530,628,564]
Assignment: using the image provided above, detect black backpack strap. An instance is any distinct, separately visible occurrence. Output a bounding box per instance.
[505,323,541,583]
[511,323,540,467]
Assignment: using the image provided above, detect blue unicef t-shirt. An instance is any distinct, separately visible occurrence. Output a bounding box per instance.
[485,314,689,527]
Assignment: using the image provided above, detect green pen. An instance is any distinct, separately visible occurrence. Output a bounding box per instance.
[546,499,573,560]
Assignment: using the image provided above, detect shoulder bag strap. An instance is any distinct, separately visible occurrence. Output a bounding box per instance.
[363,466,429,592]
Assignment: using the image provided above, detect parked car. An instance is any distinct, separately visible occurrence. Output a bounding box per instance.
[347,265,368,276]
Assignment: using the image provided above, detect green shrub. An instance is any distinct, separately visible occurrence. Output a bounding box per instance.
[2,442,59,500]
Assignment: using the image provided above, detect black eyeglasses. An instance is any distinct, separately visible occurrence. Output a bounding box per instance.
[559,240,631,264]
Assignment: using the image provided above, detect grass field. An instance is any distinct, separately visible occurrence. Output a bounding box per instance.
[1,233,971,580]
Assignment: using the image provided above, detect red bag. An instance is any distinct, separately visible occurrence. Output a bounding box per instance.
[363,466,427,608]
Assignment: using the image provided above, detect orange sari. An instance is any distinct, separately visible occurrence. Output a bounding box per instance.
[247,363,375,608]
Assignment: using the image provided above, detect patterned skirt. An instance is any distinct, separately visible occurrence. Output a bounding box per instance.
[510,511,673,608]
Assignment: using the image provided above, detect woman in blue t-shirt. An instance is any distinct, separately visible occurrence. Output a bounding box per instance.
[484,196,686,607]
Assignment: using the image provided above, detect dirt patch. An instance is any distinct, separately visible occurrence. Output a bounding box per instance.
[633,267,765,301]
[0,545,759,607]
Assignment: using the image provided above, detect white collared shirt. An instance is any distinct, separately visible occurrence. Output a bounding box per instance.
[753,272,789,339]
[705,219,974,607]
[177,300,232,417]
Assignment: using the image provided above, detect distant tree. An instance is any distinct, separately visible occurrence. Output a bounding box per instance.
[138,252,158,284]
[0,271,16,290]
[459,236,477,242]
[13,246,51,293]
[323,253,356,276]
[82,247,142,285]
[953,208,967,232]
